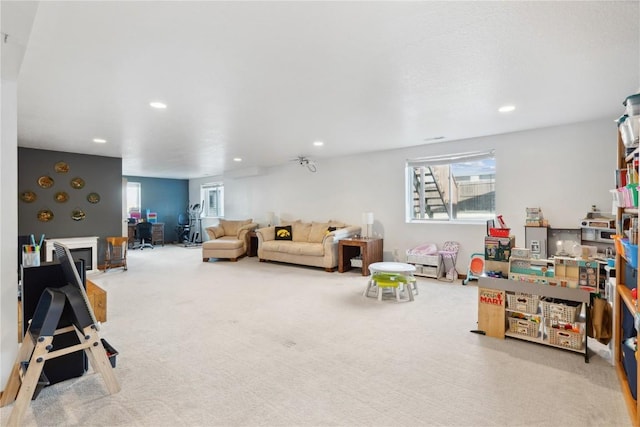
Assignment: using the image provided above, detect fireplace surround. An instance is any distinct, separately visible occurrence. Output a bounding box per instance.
[45,236,99,273]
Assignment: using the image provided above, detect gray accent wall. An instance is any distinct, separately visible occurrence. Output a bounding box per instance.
[18,148,122,262]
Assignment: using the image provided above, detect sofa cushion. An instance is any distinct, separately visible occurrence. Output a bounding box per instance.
[262,240,324,257]
[309,222,330,243]
[202,236,244,250]
[292,222,312,242]
[219,219,252,236]
[275,225,293,240]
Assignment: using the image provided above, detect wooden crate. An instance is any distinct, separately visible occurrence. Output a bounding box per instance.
[87,280,107,323]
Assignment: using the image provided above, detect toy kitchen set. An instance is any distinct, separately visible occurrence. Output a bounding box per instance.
[523,208,615,293]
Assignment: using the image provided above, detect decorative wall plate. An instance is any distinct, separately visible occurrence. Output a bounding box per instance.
[37,209,54,222]
[37,175,54,189]
[54,191,69,203]
[71,208,86,221]
[70,177,85,189]
[87,192,100,204]
[20,191,37,203]
[54,161,69,173]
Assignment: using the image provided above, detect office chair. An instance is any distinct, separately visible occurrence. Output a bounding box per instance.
[135,222,154,250]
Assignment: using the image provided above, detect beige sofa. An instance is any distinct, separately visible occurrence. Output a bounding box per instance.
[202,219,258,262]
[256,220,361,271]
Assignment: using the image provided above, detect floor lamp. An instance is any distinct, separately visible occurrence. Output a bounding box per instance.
[362,212,374,238]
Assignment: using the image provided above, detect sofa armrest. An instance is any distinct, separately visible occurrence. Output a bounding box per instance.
[255,226,275,242]
[237,223,258,239]
[205,225,225,240]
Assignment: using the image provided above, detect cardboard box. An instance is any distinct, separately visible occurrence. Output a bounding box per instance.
[484,236,515,262]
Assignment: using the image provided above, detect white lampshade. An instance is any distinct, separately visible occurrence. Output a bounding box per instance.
[362,212,374,225]
[266,211,275,226]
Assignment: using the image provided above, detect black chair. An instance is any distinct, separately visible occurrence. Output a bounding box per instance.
[135,222,154,250]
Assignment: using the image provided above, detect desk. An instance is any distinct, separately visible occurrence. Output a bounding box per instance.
[128,223,165,247]
[338,238,383,276]
[366,262,417,301]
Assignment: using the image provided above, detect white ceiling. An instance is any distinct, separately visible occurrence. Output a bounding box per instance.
[4,1,640,179]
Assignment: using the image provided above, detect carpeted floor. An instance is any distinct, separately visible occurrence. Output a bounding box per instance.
[1,244,631,426]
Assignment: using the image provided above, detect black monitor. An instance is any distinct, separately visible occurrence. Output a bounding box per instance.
[53,242,98,328]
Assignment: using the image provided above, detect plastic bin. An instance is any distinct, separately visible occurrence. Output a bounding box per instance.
[622,340,638,400]
[625,263,638,290]
[489,228,510,237]
[622,239,638,269]
[101,339,119,368]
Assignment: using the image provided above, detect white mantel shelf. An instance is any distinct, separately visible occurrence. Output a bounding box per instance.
[45,236,99,274]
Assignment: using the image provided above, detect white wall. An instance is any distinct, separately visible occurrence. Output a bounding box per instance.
[190,118,616,272]
[0,79,18,389]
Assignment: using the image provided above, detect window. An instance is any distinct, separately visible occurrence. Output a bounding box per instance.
[126,182,141,216]
[201,183,224,218]
[406,150,495,222]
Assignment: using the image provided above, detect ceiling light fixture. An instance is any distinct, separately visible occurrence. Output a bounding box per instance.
[233,157,242,162]
[149,101,167,109]
[293,156,317,173]
[498,105,516,113]
[313,141,324,147]
[92,138,107,144]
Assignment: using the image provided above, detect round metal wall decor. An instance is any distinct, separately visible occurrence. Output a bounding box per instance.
[54,161,69,173]
[54,191,69,203]
[70,177,85,189]
[87,192,100,204]
[37,209,54,222]
[71,208,86,221]
[20,191,37,203]
[37,175,54,189]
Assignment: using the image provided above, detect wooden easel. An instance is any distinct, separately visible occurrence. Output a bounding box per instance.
[0,284,120,426]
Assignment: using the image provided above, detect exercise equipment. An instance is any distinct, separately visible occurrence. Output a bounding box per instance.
[1,243,119,426]
[184,202,203,246]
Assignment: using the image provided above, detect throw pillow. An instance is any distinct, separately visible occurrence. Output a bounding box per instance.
[275,225,293,241]
[308,222,330,243]
[292,222,312,242]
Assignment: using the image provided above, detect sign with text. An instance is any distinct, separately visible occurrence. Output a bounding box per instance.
[477,287,506,338]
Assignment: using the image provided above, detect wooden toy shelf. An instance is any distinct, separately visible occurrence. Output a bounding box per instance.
[478,276,592,363]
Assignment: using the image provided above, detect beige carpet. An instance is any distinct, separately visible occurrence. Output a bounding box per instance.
[1,245,631,426]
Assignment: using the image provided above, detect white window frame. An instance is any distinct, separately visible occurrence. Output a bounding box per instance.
[201,182,224,218]
[126,182,141,215]
[405,150,496,223]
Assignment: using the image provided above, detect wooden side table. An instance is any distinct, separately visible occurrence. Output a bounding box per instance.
[338,238,383,276]
[247,231,258,257]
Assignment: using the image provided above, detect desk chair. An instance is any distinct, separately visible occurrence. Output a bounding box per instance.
[134,222,154,250]
[104,237,128,271]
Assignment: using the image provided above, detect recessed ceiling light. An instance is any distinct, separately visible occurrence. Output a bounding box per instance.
[149,101,167,109]
[233,157,242,162]
[498,105,516,113]
[313,140,324,147]
[93,138,107,143]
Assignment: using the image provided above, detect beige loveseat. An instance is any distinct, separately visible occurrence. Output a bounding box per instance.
[256,220,361,272]
[202,219,258,262]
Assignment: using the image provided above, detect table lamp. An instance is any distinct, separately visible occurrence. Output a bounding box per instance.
[362,212,374,238]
